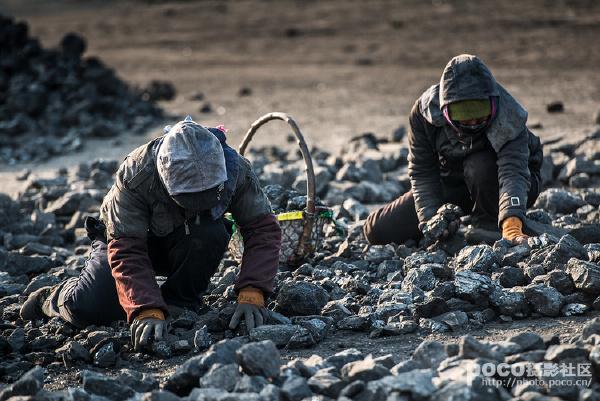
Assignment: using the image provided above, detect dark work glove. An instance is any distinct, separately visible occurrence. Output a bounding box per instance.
[228,303,269,331]
[131,309,167,351]
[228,286,268,331]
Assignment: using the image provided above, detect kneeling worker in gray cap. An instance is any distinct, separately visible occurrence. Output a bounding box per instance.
[21,117,282,350]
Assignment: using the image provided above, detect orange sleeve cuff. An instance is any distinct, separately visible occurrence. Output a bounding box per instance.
[502,216,524,241]
[135,308,165,321]
[238,286,265,307]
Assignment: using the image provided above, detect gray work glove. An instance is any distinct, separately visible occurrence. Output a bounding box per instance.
[130,311,167,351]
[229,303,269,331]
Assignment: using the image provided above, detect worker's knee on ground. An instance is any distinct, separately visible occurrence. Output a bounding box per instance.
[463,150,497,188]
[363,211,385,245]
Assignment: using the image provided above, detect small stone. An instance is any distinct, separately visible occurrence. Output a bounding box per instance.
[566,258,600,293]
[412,340,448,369]
[199,363,241,391]
[546,101,564,113]
[412,297,449,318]
[235,340,281,379]
[151,341,172,359]
[524,284,564,317]
[249,324,302,347]
[140,390,180,401]
[432,311,469,331]
[307,370,345,398]
[275,282,329,316]
[545,344,588,362]
[193,325,213,351]
[459,335,504,361]
[534,188,586,214]
[508,332,545,352]
[497,266,527,288]
[367,369,436,400]
[0,366,45,400]
[454,271,495,304]
[340,357,390,382]
[56,341,91,364]
[324,348,364,371]
[82,370,135,401]
[280,376,313,401]
[453,244,499,273]
[93,342,118,367]
[562,303,588,316]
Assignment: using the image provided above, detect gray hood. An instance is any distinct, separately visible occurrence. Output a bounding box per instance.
[156,119,227,196]
[418,54,528,152]
[439,54,499,107]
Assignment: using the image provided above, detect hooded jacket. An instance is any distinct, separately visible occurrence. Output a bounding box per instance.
[408,54,543,225]
[100,126,282,322]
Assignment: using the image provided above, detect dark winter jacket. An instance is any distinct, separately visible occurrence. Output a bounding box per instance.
[100,129,281,321]
[407,55,543,226]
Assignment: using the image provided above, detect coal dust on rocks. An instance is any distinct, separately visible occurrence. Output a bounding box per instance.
[0,15,168,164]
[0,118,599,399]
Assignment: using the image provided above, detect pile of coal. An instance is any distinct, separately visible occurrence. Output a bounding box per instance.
[0,125,598,397]
[0,15,166,164]
[5,321,600,400]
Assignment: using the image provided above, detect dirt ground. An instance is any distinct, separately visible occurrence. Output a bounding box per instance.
[1,0,600,386]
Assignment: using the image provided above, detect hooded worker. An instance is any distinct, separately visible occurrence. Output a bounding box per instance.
[21,117,282,350]
[364,54,543,245]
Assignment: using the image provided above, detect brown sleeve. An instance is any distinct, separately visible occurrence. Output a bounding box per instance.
[234,213,282,296]
[108,237,168,322]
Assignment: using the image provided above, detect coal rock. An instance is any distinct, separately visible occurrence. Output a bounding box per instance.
[459,335,504,361]
[236,340,281,378]
[454,271,495,304]
[412,340,448,369]
[367,369,436,400]
[324,348,364,371]
[199,363,240,391]
[497,266,527,288]
[567,258,600,293]
[340,357,390,382]
[193,325,213,351]
[82,370,135,401]
[420,203,463,245]
[453,244,499,273]
[57,341,91,365]
[534,188,587,214]
[275,281,329,316]
[280,376,313,401]
[524,284,564,317]
[546,101,564,113]
[0,366,45,400]
[307,369,345,398]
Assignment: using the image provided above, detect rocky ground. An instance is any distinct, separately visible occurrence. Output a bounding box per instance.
[0,0,600,400]
[0,125,599,400]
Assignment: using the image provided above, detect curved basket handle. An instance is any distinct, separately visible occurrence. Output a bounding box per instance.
[239,112,317,261]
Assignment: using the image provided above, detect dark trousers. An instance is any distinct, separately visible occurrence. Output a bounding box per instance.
[363,149,540,245]
[45,216,231,328]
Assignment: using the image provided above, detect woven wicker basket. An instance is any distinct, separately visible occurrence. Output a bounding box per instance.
[228,112,333,265]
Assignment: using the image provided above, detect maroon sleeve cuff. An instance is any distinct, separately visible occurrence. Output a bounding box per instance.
[108,237,168,322]
[234,214,281,296]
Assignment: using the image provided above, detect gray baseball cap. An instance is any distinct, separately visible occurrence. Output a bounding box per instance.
[157,119,227,199]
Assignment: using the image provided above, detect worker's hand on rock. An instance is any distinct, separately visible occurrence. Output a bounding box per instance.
[502,216,529,245]
[229,286,268,331]
[131,309,167,351]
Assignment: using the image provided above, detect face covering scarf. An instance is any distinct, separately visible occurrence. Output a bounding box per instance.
[443,97,498,143]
